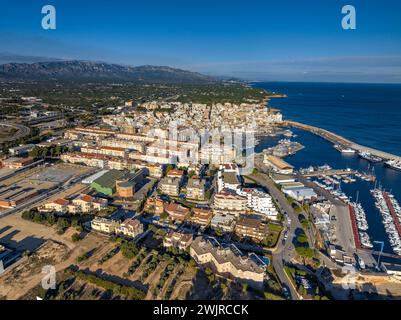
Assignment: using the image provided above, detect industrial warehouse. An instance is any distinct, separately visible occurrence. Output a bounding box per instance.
[0,163,93,209]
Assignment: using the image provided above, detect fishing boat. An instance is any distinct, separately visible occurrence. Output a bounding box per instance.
[385,159,401,172]
[355,254,366,270]
[358,152,383,163]
[341,148,356,154]
[334,144,355,154]
[360,232,373,249]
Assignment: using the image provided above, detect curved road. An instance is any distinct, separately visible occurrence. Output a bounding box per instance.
[247,172,315,300]
[0,122,31,143]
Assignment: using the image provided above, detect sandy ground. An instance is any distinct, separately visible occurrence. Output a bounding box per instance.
[144,260,169,299]
[0,212,75,251]
[157,264,183,299]
[82,242,128,277]
[170,267,199,300]
[0,211,220,300]
[0,214,107,300]
[333,273,401,297]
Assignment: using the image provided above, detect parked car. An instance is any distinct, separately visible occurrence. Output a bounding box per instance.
[282,286,290,299]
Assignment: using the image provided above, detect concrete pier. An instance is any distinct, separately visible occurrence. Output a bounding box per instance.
[285,120,401,162]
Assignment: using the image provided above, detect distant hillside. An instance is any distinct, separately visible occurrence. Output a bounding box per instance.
[0,53,62,64]
[0,60,216,83]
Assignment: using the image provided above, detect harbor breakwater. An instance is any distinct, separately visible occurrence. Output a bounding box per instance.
[284,120,401,162]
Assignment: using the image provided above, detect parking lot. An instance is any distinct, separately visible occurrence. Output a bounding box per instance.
[0,163,94,210]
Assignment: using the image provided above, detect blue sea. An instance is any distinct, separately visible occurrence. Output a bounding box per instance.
[256,82,401,157]
[253,82,401,259]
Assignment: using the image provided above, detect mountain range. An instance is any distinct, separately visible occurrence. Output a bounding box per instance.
[0,56,216,83]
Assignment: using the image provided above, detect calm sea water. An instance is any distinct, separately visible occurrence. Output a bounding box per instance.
[253,82,401,258]
[255,82,401,157]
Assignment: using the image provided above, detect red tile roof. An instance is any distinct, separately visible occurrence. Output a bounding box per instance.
[167,169,184,177]
[79,194,94,202]
[53,198,69,206]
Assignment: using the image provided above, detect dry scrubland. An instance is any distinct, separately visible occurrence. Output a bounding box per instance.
[0,214,258,300]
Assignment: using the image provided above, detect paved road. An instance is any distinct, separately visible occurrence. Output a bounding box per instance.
[297,173,357,256]
[247,172,310,300]
[0,122,30,143]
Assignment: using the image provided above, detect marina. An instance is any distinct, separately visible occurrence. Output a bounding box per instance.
[348,202,373,249]
[352,202,373,248]
[370,189,401,256]
[256,127,401,257]
[299,166,377,205]
[262,138,304,157]
[300,165,375,182]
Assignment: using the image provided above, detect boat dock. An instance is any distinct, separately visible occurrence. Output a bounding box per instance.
[349,205,362,249]
[367,250,401,260]
[383,191,401,238]
[302,169,357,178]
[285,121,401,162]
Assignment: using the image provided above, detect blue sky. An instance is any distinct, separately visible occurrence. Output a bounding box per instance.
[1,0,401,82]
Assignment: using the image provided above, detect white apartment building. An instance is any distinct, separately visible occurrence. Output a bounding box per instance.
[190,237,265,289]
[40,194,108,214]
[237,188,278,220]
[210,213,237,233]
[116,218,144,238]
[158,177,180,196]
[91,217,120,234]
[61,153,107,168]
[101,139,146,153]
[213,190,248,212]
[129,152,175,165]
[69,194,108,213]
[80,146,127,158]
[91,217,143,239]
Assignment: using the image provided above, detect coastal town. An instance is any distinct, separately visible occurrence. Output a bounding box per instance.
[1,81,401,301]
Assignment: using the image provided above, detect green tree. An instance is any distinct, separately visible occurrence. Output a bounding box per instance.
[188,259,197,269]
[57,218,69,233]
[295,247,314,259]
[71,233,81,242]
[120,241,139,259]
[54,145,62,156]
[297,233,308,244]
[205,267,213,276]
[166,164,174,174]
[46,213,56,225]
[22,210,34,220]
[33,212,44,223]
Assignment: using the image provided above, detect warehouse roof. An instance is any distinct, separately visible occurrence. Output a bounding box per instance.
[264,155,294,170]
[92,169,126,189]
